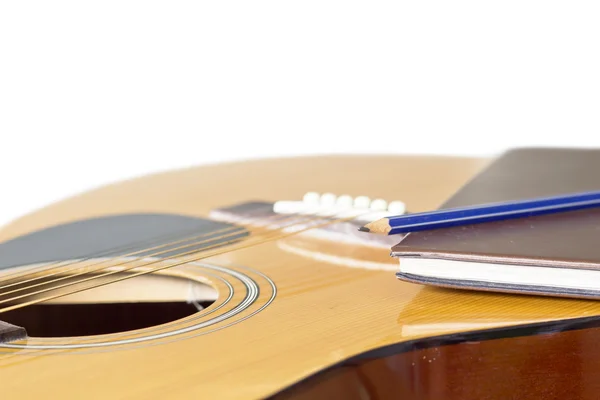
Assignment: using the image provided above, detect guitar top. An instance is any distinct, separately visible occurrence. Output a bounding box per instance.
[2,155,600,399]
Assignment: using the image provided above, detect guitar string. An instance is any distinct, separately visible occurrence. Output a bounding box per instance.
[0,203,281,290]
[0,209,369,313]
[0,209,339,305]
[0,226,239,289]
[0,226,244,296]
[0,226,262,306]
[0,204,285,286]
[0,209,307,299]
[0,223,216,285]
[0,213,299,299]
[0,208,347,303]
[0,210,368,314]
[0,204,282,289]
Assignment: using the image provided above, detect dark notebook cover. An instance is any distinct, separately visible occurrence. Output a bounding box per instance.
[392,147,600,299]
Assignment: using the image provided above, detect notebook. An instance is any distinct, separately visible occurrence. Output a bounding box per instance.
[392,147,600,299]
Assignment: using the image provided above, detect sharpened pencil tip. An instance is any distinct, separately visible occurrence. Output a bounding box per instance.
[360,218,393,234]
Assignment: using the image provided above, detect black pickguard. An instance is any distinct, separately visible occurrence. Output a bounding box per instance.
[0,214,247,270]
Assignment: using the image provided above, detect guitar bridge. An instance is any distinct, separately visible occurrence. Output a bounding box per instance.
[210,194,404,248]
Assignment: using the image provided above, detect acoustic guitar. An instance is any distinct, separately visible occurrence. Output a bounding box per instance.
[1,154,600,399]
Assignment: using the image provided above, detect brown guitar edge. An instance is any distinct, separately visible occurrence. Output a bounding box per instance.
[271,314,600,399]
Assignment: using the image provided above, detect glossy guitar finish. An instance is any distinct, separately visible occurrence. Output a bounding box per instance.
[1,155,600,399]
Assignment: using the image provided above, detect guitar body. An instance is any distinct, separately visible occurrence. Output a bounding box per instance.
[2,155,600,399]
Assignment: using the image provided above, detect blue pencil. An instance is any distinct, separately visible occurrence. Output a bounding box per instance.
[359,190,600,235]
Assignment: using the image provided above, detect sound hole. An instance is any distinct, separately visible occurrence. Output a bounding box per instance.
[0,273,217,337]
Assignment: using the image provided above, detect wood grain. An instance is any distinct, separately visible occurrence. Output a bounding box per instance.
[0,155,599,399]
[277,318,600,399]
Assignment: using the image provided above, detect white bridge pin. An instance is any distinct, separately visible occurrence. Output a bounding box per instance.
[388,200,406,214]
[370,198,388,211]
[320,193,337,207]
[302,192,320,205]
[353,196,371,209]
[336,195,354,208]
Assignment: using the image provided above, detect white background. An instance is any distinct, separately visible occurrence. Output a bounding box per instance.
[1,1,599,228]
